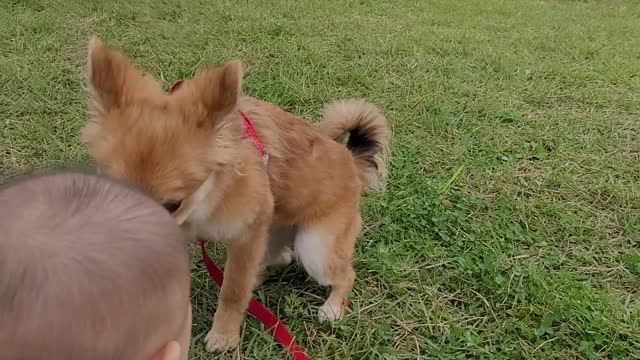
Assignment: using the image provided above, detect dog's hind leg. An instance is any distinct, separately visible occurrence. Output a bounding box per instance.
[264,224,297,267]
[294,212,361,322]
[254,224,296,287]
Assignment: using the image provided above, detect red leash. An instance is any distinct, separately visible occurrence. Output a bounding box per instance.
[170,79,308,359]
[199,240,309,360]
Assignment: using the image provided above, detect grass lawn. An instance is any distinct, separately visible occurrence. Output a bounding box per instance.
[1,0,639,358]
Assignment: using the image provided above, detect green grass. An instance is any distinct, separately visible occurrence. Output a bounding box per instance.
[2,0,640,358]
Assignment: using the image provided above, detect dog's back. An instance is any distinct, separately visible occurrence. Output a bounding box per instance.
[236,96,389,224]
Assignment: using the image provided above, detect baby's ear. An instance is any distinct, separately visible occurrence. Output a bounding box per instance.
[152,341,182,360]
[86,37,143,113]
[192,59,243,117]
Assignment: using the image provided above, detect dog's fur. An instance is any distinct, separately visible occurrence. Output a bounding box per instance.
[82,38,390,352]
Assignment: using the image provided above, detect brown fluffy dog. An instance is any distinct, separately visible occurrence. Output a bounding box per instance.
[82,38,390,352]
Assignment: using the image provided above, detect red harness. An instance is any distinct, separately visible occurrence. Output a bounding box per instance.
[170,80,308,360]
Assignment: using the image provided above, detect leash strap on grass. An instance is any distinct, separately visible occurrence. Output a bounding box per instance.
[198,239,310,360]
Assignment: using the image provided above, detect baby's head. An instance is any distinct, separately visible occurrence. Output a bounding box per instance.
[0,172,191,360]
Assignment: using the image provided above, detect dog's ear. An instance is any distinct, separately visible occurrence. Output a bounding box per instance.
[86,37,142,113]
[193,59,243,117]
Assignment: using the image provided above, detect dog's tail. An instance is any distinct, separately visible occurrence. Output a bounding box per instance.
[317,100,390,192]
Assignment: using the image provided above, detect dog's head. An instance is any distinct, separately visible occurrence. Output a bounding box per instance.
[82,37,243,212]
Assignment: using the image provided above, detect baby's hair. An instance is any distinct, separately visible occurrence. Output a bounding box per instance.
[0,172,190,360]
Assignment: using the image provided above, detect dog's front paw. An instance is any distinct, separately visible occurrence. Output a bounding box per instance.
[318,301,346,322]
[204,328,240,353]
